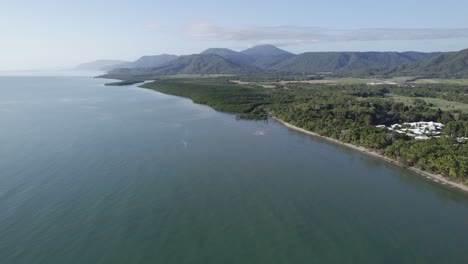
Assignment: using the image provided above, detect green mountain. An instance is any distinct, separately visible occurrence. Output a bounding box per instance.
[241,44,293,58]
[202,46,294,69]
[76,60,130,71]
[201,48,254,65]
[272,51,440,74]
[102,54,264,79]
[400,51,442,61]
[250,53,295,69]
[384,49,468,78]
[240,45,294,68]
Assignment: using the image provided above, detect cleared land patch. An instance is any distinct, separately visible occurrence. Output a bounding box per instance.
[411,78,468,85]
[385,93,468,113]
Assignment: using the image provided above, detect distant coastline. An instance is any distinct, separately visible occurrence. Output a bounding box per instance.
[104,80,144,86]
[271,116,468,193]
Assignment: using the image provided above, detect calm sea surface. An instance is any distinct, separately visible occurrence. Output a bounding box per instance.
[1,75,468,264]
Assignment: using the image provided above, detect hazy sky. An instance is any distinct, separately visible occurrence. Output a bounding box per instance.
[1,0,468,70]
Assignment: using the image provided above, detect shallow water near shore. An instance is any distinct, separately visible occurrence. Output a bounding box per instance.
[1,75,468,264]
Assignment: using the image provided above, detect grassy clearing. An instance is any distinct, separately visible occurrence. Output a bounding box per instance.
[159,74,235,79]
[332,78,376,84]
[388,77,415,83]
[411,78,468,85]
[327,77,414,85]
[385,94,468,113]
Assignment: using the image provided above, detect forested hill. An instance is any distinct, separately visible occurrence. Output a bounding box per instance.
[201,48,254,65]
[201,45,438,73]
[271,51,440,74]
[101,54,265,79]
[241,44,293,58]
[202,45,295,69]
[382,48,468,78]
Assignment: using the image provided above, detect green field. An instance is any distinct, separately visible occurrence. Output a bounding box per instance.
[334,77,468,85]
[334,77,419,84]
[159,74,236,79]
[232,77,468,85]
[385,93,468,113]
[411,78,468,85]
[333,78,376,84]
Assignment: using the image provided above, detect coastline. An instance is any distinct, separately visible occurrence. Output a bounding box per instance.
[271,116,468,193]
[133,81,468,193]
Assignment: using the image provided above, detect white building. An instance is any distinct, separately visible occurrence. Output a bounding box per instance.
[376,121,444,140]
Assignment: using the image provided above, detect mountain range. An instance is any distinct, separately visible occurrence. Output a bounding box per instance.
[270,51,441,74]
[82,44,468,79]
[382,49,468,78]
[107,54,265,79]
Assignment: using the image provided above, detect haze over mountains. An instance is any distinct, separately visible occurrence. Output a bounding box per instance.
[76,60,130,71]
[79,44,468,79]
[76,55,179,71]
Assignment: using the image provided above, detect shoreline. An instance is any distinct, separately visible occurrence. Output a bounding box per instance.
[271,116,468,193]
[132,82,468,193]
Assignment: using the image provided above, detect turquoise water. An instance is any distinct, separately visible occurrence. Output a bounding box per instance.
[1,75,468,264]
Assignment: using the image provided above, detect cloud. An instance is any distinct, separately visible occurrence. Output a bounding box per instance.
[187,22,468,46]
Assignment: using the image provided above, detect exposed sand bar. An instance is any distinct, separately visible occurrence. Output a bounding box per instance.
[272,116,468,193]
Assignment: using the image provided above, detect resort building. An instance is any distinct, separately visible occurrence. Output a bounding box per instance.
[377,121,444,140]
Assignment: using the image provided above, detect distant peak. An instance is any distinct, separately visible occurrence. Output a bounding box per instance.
[201,48,237,54]
[241,44,292,56]
[252,44,278,48]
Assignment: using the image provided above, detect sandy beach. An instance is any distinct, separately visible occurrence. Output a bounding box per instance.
[272,116,468,193]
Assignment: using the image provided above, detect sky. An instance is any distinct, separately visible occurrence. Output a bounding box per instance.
[1,0,468,70]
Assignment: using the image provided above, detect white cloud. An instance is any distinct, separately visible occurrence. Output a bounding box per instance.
[187,22,468,46]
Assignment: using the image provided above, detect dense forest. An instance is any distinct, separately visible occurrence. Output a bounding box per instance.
[141,79,468,182]
[382,49,468,78]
